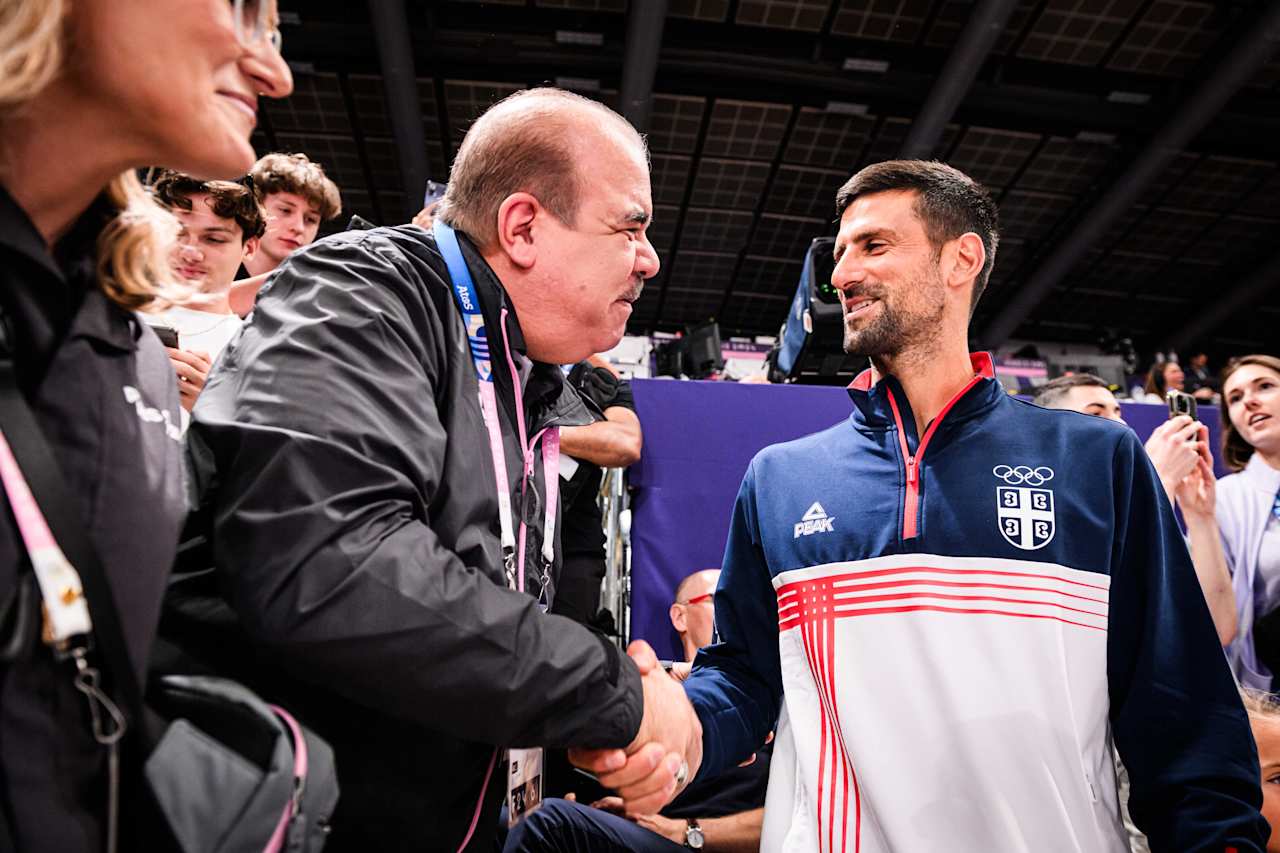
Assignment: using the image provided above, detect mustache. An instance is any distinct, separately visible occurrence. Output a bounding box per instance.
[841,283,888,307]
[623,278,644,302]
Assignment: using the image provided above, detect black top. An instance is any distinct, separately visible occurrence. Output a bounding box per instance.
[558,363,636,559]
[177,225,644,852]
[0,186,187,852]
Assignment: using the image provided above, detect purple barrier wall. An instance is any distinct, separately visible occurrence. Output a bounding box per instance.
[627,379,1222,660]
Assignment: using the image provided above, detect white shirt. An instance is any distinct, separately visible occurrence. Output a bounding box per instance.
[154,305,242,360]
[149,306,242,432]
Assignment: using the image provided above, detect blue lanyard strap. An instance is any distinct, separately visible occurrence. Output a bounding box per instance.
[433,220,492,382]
[430,220,559,598]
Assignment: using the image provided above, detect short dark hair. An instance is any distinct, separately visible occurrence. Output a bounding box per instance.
[152,171,266,242]
[835,160,999,315]
[1032,373,1110,409]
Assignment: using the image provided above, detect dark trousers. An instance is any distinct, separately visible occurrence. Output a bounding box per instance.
[503,798,686,853]
[551,553,607,626]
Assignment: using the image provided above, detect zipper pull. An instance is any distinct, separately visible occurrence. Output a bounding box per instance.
[906,456,918,486]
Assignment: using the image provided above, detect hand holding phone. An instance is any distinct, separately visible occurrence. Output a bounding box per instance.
[1166,389,1198,426]
[149,324,179,349]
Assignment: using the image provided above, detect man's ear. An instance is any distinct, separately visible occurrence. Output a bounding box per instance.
[242,235,260,263]
[669,603,686,634]
[945,232,985,291]
[494,192,541,270]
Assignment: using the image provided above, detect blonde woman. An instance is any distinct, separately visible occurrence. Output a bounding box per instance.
[0,2,290,851]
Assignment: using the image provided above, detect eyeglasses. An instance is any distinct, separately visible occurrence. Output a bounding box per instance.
[231,0,283,53]
[680,593,715,606]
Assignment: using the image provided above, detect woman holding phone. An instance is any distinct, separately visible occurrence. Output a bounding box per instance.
[1218,355,1280,689]
[0,1,290,850]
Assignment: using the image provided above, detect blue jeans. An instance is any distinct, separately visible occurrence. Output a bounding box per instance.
[503,798,687,853]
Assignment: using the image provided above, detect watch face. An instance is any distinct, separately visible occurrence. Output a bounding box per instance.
[687,826,705,849]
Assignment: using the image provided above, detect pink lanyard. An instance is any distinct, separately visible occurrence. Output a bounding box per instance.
[0,430,92,644]
[479,307,560,595]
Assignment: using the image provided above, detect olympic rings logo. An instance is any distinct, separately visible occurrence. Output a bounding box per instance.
[992,465,1055,486]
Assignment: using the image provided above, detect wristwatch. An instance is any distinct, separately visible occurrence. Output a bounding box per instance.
[685,818,704,849]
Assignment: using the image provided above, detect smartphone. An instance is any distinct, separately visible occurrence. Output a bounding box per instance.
[1167,389,1197,422]
[149,323,179,349]
[423,180,447,207]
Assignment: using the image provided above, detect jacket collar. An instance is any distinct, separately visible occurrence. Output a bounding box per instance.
[0,184,138,354]
[1241,452,1280,495]
[846,352,1000,433]
[451,231,584,429]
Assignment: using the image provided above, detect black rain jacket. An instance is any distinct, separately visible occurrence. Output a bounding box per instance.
[174,225,644,851]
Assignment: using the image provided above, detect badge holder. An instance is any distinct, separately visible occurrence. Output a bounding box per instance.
[434,220,558,833]
[506,747,544,827]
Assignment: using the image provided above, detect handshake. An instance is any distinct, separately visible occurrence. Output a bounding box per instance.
[569,641,704,816]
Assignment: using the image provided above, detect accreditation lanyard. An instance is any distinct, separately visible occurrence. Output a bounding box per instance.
[432,221,559,595]
[0,430,92,644]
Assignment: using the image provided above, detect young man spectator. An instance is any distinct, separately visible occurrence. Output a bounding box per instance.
[1033,373,1236,645]
[227,152,341,314]
[507,569,766,853]
[150,171,265,413]
[177,89,685,852]
[553,356,643,628]
[575,161,1268,851]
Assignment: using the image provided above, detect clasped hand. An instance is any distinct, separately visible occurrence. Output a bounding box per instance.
[568,641,703,816]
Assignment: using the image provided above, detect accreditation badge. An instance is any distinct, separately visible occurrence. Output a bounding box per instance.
[506,747,544,827]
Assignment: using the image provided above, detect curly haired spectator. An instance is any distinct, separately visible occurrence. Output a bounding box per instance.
[243,151,341,277]
[150,171,266,414]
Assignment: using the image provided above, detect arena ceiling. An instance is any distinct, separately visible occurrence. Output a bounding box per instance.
[263,0,1280,360]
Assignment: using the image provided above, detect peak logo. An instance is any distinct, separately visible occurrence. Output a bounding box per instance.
[794,502,835,539]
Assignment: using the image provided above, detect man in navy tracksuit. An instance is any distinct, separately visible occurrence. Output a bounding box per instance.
[573,161,1267,851]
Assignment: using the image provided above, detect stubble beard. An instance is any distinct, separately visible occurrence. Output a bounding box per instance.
[842,271,946,360]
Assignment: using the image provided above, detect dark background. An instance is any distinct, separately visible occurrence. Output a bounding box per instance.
[262,0,1280,361]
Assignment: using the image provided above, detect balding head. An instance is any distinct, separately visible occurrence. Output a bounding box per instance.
[670,569,721,662]
[436,87,647,250]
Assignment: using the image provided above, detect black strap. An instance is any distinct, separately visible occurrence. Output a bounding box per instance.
[0,359,145,725]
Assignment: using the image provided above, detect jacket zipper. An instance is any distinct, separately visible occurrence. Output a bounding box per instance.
[885,376,982,540]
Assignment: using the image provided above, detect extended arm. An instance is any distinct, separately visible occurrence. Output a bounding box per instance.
[191,234,643,750]
[559,406,642,468]
[1107,430,1267,851]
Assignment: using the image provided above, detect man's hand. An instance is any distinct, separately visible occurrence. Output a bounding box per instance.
[167,348,212,412]
[1143,415,1201,503]
[633,812,689,844]
[569,641,703,816]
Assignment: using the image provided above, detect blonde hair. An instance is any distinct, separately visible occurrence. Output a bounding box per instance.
[1240,687,1280,722]
[1,0,179,311]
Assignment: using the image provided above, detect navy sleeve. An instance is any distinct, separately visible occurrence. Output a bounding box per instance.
[1107,430,1268,852]
[683,460,784,781]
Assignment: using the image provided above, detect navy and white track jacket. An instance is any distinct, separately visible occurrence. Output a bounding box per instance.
[685,353,1267,853]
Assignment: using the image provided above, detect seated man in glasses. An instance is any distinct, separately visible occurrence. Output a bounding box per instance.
[505,568,767,853]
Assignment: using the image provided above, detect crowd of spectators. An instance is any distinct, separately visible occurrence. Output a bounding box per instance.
[1,2,1279,853]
